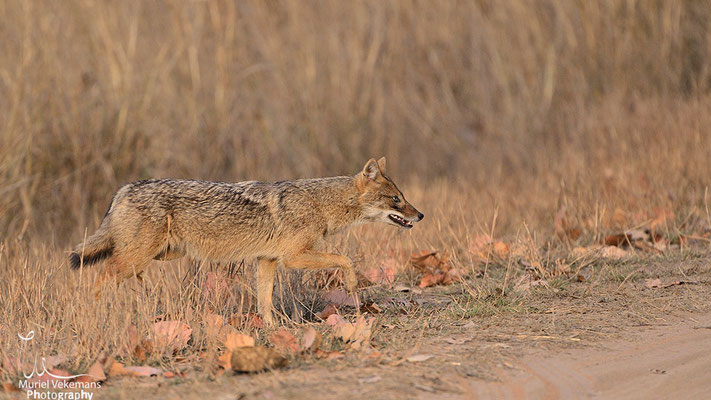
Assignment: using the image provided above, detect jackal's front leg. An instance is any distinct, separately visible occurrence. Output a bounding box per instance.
[256,257,278,326]
[283,250,357,293]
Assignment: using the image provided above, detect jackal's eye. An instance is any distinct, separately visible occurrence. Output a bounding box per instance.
[392,196,401,203]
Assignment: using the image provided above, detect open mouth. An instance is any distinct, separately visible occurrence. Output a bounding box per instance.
[388,214,413,228]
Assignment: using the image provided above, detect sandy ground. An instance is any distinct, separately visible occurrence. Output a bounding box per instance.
[472,312,711,400]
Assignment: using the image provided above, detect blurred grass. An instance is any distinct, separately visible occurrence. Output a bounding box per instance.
[1,0,710,242]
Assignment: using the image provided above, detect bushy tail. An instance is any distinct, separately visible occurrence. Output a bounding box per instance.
[69,222,114,270]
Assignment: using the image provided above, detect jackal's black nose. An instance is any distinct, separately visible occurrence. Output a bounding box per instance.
[418,213,424,220]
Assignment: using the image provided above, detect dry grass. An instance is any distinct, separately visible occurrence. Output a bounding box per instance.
[2,0,711,395]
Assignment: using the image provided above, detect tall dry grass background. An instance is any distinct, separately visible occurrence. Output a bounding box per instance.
[1,0,711,382]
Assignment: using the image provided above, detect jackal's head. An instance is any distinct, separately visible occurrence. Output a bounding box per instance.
[355,157,424,229]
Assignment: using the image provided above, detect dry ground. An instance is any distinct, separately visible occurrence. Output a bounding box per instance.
[2,239,710,399]
[90,251,711,399]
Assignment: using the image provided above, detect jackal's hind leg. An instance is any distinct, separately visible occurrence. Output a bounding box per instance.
[256,257,278,326]
[283,250,357,293]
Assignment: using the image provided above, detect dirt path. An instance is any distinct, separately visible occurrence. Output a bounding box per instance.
[473,313,711,400]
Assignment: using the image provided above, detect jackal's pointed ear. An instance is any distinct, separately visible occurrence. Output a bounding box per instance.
[362,158,380,181]
[377,157,386,174]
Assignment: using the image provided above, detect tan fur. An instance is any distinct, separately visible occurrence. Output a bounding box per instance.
[70,157,423,325]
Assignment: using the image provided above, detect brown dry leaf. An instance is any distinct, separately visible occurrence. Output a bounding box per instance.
[125,366,162,377]
[217,351,232,370]
[269,328,300,355]
[300,327,321,352]
[152,321,192,352]
[410,251,441,272]
[133,339,152,363]
[163,371,176,378]
[231,346,287,372]
[411,250,460,288]
[108,361,128,377]
[326,314,356,342]
[322,288,358,307]
[224,331,255,351]
[359,301,382,314]
[85,361,106,382]
[645,278,663,288]
[2,382,19,392]
[317,304,339,320]
[418,272,443,288]
[327,315,373,350]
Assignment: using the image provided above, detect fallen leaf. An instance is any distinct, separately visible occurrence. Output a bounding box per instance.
[125,366,162,377]
[269,328,299,355]
[152,321,192,352]
[300,327,321,353]
[327,315,373,350]
[217,351,232,370]
[317,304,339,319]
[2,382,19,392]
[108,361,128,377]
[322,288,358,307]
[326,314,356,342]
[645,278,661,288]
[406,354,433,363]
[230,346,287,372]
[81,361,106,382]
[133,339,152,363]
[224,332,255,351]
[359,301,382,314]
[163,371,176,378]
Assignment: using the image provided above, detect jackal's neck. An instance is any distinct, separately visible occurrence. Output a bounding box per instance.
[309,176,364,235]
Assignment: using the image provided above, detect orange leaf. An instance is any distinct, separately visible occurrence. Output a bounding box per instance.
[269,328,300,355]
[300,327,321,352]
[125,366,162,377]
[217,351,232,370]
[152,321,192,352]
[224,332,255,351]
[317,304,339,320]
[2,382,19,392]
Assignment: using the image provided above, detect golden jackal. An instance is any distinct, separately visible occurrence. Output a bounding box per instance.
[70,157,423,325]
